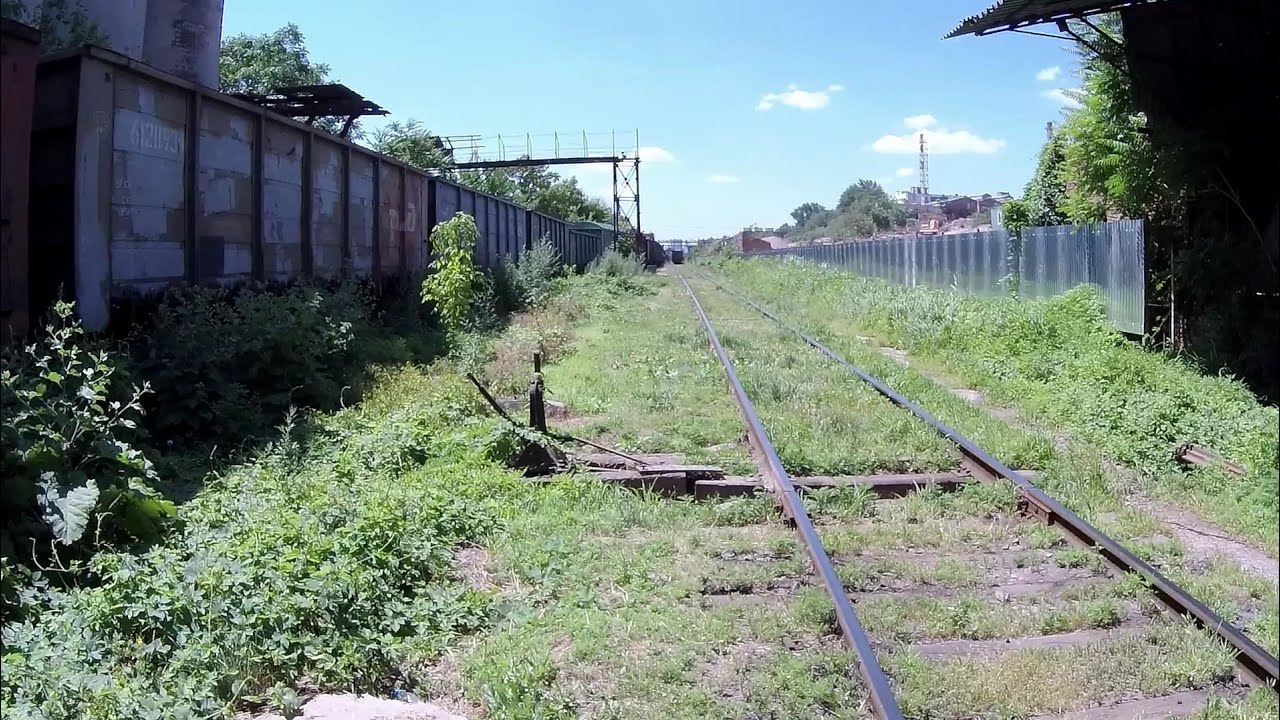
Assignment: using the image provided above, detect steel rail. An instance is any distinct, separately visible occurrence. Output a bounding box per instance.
[695,270,1280,690]
[676,272,905,720]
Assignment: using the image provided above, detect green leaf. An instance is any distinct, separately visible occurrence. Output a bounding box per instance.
[36,473,100,544]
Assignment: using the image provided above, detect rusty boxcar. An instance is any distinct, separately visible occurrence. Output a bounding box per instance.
[1,18,40,343]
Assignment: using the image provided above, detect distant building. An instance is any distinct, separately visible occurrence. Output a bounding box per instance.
[896,186,951,208]
[924,192,1013,221]
[734,227,787,253]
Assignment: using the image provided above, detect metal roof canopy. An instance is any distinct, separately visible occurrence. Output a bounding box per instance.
[945,0,1169,37]
[233,83,388,138]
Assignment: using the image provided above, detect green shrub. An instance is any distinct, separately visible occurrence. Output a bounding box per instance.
[422,213,482,333]
[510,238,564,310]
[586,250,644,278]
[0,370,511,717]
[135,282,366,449]
[1,302,173,571]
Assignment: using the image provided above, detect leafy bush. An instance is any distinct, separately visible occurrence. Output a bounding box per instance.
[135,282,366,449]
[1,369,512,717]
[586,250,644,278]
[422,213,482,333]
[509,238,564,310]
[1,302,173,569]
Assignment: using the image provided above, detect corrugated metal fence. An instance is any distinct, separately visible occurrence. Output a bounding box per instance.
[751,220,1146,334]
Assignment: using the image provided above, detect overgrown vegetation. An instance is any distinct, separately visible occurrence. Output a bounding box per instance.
[135,282,370,451]
[0,236,580,715]
[1,368,506,717]
[1,303,173,571]
[1006,15,1276,400]
[422,213,484,334]
[708,259,1280,549]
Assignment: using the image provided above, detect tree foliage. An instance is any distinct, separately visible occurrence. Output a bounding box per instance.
[790,202,828,228]
[2,0,107,52]
[1017,131,1070,229]
[789,180,906,241]
[218,23,355,137]
[1057,16,1196,225]
[458,164,610,223]
[421,213,482,333]
[372,120,454,171]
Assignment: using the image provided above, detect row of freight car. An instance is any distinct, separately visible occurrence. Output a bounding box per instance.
[0,23,624,341]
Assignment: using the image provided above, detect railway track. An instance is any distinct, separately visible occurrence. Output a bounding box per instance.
[673,268,1279,719]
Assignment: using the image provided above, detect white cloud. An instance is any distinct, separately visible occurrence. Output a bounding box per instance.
[1042,88,1082,108]
[638,146,675,163]
[894,167,914,178]
[756,83,843,111]
[706,174,740,184]
[1036,65,1062,82]
[903,114,938,130]
[871,115,1006,155]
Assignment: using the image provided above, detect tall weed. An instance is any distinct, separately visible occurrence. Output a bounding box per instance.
[1,302,173,573]
[1,369,512,717]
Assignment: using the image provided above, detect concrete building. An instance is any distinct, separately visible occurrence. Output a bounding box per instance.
[17,0,224,87]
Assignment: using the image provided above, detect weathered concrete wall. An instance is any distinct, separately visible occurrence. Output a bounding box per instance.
[197,99,253,283]
[109,67,187,296]
[262,121,303,281]
[348,153,375,277]
[142,0,223,87]
[310,138,343,278]
[377,163,402,276]
[432,178,529,269]
[32,50,605,331]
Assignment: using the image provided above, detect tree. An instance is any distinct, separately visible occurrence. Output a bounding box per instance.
[219,24,355,137]
[457,163,609,223]
[2,0,108,52]
[1019,132,1069,228]
[790,202,828,228]
[371,120,453,171]
[1057,15,1195,225]
[837,179,890,213]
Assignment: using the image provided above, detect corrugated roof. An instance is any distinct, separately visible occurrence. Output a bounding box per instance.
[945,0,1169,38]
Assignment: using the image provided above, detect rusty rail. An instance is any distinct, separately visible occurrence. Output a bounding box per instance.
[676,273,905,720]
[693,270,1279,691]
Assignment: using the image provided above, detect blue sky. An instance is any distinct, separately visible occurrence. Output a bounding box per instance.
[224,0,1080,239]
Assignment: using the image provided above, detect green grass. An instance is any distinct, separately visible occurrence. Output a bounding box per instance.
[542,275,755,474]
[889,622,1238,720]
[691,261,1278,656]
[686,275,958,475]
[702,257,1279,552]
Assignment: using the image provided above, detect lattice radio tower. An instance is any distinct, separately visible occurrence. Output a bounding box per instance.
[918,133,930,198]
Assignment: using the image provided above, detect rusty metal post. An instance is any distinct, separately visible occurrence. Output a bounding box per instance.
[612,159,620,253]
[529,352,547,432]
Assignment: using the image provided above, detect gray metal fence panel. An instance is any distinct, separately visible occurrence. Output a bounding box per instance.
[1020,220,1145,334]
[749,221,1141,332]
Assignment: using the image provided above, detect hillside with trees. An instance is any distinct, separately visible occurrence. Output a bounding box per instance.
[780,179,908,241]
